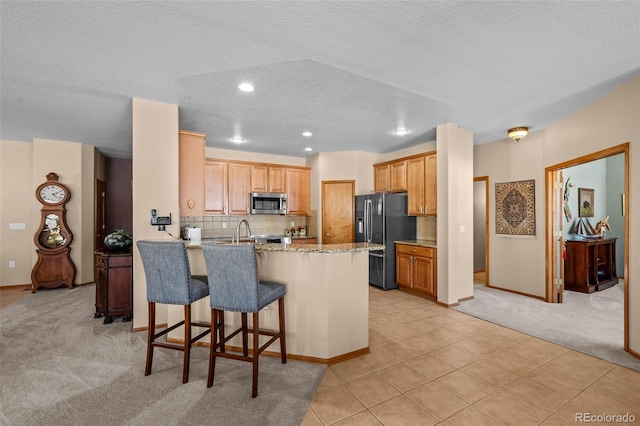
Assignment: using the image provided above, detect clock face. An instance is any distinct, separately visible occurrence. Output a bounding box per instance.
[40,184,66,204]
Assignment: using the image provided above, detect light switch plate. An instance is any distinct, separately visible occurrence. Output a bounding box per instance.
[9,223,26,230]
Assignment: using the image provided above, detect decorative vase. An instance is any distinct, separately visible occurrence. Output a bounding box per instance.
[104,229,133,251]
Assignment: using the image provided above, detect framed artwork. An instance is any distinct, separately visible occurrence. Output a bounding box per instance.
[578,188,594,217]
[495,179,535,236]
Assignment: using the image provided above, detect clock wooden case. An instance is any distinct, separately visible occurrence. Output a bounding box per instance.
[31,172,77,292]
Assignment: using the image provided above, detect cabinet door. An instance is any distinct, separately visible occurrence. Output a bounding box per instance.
[205,160,227,214]
[374,164,390,192]
[425,153,437,215]
[414,255,436,296]
[407,157,425,216]
[286,168,311,216]
[269,166,286,193]
[95,266,108,311]
[389,160,407,192]
[228,162,251,214]
[250,165,268,192]
[178,131,205,216]
[251,165,286,193]
[396,252,413,288]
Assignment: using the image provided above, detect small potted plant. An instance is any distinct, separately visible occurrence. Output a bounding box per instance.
[104,229,133,251]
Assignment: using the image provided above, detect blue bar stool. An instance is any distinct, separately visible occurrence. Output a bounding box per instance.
[137,240,211,384]
[201,244,287,397]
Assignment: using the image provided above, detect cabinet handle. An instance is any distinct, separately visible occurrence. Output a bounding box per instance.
[410,249,416,253]
[425,206,428,213]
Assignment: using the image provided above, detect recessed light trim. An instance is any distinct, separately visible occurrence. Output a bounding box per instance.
[238,83,254,92]
[394,128,409,136]
[302,131,312,137]
[230,137,245,143]
[304,147,313,152]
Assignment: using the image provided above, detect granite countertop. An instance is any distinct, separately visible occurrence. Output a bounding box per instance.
[186,241,384,253]
[394,239,437,248]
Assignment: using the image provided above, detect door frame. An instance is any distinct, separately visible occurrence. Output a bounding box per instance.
[544,142,630,349]
[473,176,490,286]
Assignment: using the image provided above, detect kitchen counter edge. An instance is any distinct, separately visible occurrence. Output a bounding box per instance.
[187,242,385,253]
[394,240,437,248]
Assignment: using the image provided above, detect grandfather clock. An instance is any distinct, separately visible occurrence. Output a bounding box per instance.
[31,172,77,292]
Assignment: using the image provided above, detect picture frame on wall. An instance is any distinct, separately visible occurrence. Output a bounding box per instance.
[578,188,595,217]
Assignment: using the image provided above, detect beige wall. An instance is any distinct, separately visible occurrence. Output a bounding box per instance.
[204,146,306,167]
[0,141,34,286]
[132,98,180,329]
[474,76,639,354]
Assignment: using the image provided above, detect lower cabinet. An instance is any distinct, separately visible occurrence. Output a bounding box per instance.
[292,237,317,244]
[95,251,133,324]
[396,243,436,297]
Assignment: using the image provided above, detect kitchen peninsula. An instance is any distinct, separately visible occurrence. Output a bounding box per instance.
[176,241,384,364]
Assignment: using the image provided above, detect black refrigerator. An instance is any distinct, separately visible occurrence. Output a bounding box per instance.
[355,193,416,290]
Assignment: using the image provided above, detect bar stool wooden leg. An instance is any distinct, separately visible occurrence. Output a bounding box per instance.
[145,302,155,376]
[242,313,249,357]
[252,311,259,398]
[207,308,219,388]
[183,304,192,384]
[279,298,287,364]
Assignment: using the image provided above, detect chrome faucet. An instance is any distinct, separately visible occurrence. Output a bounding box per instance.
[233,219,252,244]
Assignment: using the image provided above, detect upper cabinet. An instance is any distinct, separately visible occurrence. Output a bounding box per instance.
[251,165,286,193]
[204,159,228,215]
[285,167,311,216]
[374,152,437,216]
[228,162,251,214]
[374,160,407,192]
[407,152,437,216]
[178,131,205,216]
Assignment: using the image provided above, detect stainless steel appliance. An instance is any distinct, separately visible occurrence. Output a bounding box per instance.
[249,192,287,215]
[355,193,416,290]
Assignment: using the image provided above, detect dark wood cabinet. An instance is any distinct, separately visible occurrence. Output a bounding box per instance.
[564,238,617,294]
[95,251,133,324]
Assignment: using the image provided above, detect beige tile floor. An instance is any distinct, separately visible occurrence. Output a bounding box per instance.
[302,287,640,426]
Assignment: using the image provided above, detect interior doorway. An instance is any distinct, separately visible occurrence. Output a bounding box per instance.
[321,180,355,244]
[473,177,489,285]
[545,143,630,350]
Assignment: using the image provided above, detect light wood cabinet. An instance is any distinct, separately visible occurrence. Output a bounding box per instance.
[178,131,205,216]
[286,168,311,216]
[228,162,251,214]
[204,159,227,214]
[407,153,437,216]
[251,165,286,193]
[396,243,436,297]
[374,160,407,192]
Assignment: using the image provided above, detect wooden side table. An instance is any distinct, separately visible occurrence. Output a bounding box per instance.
[95,251,133,324]
[564,237,617,293]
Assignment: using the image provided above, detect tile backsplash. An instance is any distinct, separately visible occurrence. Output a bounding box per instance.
[181,211,317,239]
[416,215,437,241]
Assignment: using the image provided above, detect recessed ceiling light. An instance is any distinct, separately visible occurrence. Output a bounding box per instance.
[238,83,254,92]
[394,129,409,136]
[305,147,313,152]
[302,131,312,137]
[231,137,245,143]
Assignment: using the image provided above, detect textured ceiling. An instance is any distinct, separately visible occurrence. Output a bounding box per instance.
[1,1,639,158]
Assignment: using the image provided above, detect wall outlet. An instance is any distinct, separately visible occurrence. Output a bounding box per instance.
[9,261,15,268]
[290,221,295,227]
[222,222,227,229]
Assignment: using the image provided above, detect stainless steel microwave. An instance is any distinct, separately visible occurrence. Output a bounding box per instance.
[249,192,287,215]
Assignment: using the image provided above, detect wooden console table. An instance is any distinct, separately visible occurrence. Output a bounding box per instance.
[95,251,133,324]
[564,237,617,294]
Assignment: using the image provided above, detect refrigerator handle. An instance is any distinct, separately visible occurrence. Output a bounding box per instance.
[364,200,369,242]
[366,199,373,243]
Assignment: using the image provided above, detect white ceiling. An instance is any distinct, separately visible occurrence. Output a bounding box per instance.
[1,1,639,159]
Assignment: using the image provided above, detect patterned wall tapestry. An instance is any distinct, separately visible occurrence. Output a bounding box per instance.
[495,179,536,235]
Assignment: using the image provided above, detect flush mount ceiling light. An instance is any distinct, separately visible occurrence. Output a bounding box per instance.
[305,147,313,152]
[230,137,245,143]
[508,127,529,142]
[302,131,312,137]
[238,83,254,92]
[394,128,409,136]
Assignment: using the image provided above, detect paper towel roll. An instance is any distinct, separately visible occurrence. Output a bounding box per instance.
[189,227,201,245]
